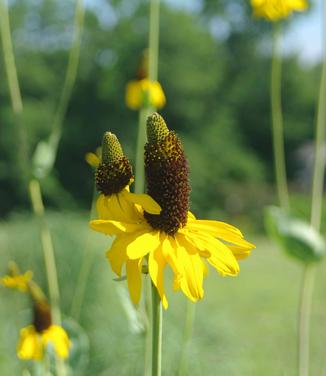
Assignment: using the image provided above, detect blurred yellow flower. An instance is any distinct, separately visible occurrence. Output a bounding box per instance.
[251,0,308,20]
[17,324,70,360]
[1,271,33,292]
[125,79,166,110]
[85,152,100,168]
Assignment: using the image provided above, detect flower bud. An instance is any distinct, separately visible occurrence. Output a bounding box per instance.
[95,132,133,196]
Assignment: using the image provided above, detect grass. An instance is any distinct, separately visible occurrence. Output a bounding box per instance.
[1,211,326,375]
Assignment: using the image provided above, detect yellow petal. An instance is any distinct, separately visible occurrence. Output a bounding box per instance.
[90,219,141,235]
[176,236,204,300]
[123,190,161,215]
[126,230,161,260]
[97,192,141,222]
[126,259,142,305]
[106,236,128,276]
[190,233,239,276]
[229,246,252,260]
[148,244,168,309]
[17,326,43,360]
[187,219,242,237]
[42,325,70,359]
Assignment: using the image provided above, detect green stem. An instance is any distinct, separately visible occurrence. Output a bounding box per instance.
[0,0,29,185]
[151,284,162,376]
[298,5,326,376]
[148,0,160,82]
[0,0,23,114]
[177,302,196,376]
[48,0,85,167]
[271,22,290,211]
[298,265,315,376]
[70,185,97,320]
[29,179,61,326]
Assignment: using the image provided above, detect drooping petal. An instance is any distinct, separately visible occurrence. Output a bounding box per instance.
[190,233,240,276]
[17,326,43,360]
[90,219,142,236]
[188,219,243,237]
[148,244,168,309]
[161,235,183,277]
[229,245,252,260]
[107,193,142,222]
[126,230,161,260]
[126,259,142,305]
[106,236,130,276]
[122,190,161,215]
[42,325,70,359]
[176,235,204,300]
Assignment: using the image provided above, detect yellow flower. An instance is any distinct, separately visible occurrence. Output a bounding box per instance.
[17,325,70,360]
[1,271,33,292]
[125,79,166,110]
[251,0,308,21]
[90,113,255,309]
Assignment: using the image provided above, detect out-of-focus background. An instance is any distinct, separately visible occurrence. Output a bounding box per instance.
[1,0,326,375]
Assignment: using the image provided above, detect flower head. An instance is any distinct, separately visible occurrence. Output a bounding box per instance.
[90,113,255,309]
[2,264,71,360]
[17,300,70,360]
[251,0,308,21]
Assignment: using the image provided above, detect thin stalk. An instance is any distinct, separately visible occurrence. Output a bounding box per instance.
[298,264,315,376]
[145,1,162,375]
[148,0,160,82]
[70,185,97,320]
[29,179,61,325]
[151,284,162,376]
[0,0,29,184]
[177,302,196,376]
[298,4,326,376]
[271,22,290,211]
[0,0,23,113]
[48,0,85,163]
[144,277,152,376]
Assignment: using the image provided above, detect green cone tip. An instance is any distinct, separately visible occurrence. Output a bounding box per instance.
[101,132,124,164]
[147,112,170,144]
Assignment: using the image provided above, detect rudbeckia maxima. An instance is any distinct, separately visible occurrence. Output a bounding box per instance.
[90,113,255,309]
[251,0,307,21]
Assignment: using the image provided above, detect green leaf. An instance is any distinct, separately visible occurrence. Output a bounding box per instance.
[265,206,326,263]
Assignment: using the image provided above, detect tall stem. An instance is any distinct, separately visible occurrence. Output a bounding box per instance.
[298,4,326,376]
[151,284,162,376]
[0,0,23,114]
[177,302,196,376]
[29,179,61,325]
[48,0,85,158]
[271,23,290,211]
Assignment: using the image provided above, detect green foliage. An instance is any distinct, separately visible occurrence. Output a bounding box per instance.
[0,0,321,222]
